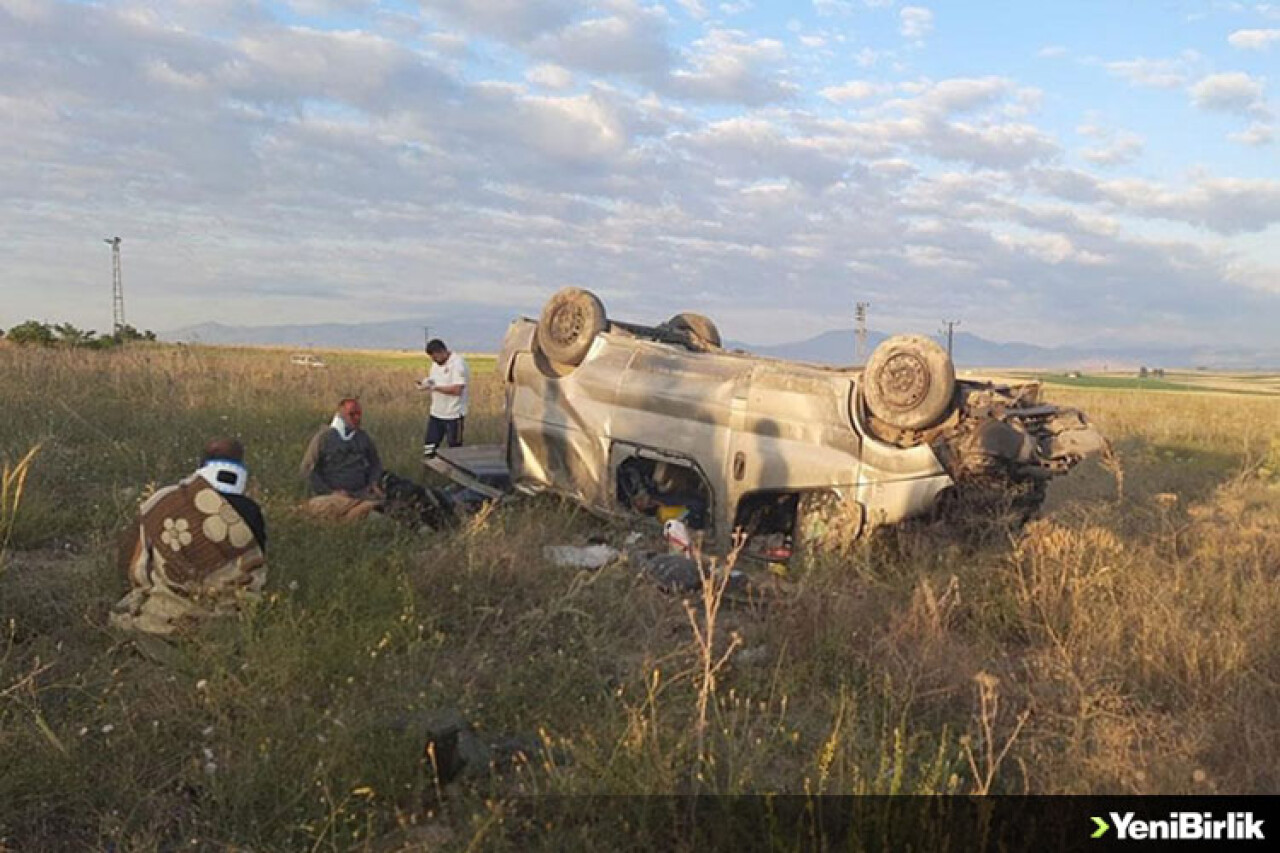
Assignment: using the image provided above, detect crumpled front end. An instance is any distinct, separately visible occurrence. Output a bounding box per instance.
[931,381,1109,488]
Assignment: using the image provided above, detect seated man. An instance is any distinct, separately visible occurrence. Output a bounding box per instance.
[110,437,267,636]
[299,397,385,521]
[300,397,459,528]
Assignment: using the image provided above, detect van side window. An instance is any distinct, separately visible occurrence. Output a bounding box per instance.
[615,457,710,529]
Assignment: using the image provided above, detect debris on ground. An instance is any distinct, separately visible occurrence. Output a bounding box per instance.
[733,645,772,667]
[627,549,750,596]
[379,708,559,787]
[543,543,621,569]
[662,518,693,555]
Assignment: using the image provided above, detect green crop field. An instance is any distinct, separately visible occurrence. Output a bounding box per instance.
[998,369,1280,397]
[2,343,1279,849]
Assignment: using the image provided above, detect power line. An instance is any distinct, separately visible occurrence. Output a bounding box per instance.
[854,301,870,362]
[104,236,124,335]
[940,319,960,358]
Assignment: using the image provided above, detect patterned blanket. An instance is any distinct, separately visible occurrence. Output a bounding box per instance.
[111,475,266,635]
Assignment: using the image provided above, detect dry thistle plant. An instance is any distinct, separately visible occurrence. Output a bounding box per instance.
[683,532,745,776]
[962,671,1030,795]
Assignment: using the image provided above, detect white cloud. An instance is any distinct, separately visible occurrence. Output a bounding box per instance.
[923,121,1058,168]
[821,80,887,103]
[425,31,468,55]
[900,7,934,41]
[280,0,375,15]
[515,92,628,161]
[417,0,576,42]
[813,0,856,15]
[1028,169,1280,235]
[1189,71,1268,116]
[0,0,55,22]
[675,0,708,19]
[1227,28,1280,50]
[1229,122,1275,145]
[668,29,796,104]
[853,47,880,67]
[681,116,853,187]
[526,62,573,88]
[1037,45,1067,59]
[1077,175,1280,234]
[4,0,1280,349]
[816,78,1058,168]
[530,2,672,78]
[915,76,1010,114]
[1104,56,1193,89]
[1080,131,1144,166]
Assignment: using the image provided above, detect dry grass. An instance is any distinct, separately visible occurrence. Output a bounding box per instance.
[1,444,40,568]
[1,343,1278,849]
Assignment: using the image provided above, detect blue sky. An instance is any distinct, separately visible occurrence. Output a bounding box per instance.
[1,0,1277,347]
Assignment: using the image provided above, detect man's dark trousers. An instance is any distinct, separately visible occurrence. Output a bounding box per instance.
[424,416,465,457]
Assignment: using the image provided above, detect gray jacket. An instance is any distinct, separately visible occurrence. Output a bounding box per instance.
[300,426,383,497]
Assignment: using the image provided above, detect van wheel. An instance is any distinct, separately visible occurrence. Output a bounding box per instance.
[536,287,607,369]
[665,312,721,350]
[794,491,865,560]
[862,335,955,430]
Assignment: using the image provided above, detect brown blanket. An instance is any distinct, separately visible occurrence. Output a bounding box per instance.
[111,475,266,635]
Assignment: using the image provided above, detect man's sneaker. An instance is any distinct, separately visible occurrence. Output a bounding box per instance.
[423,444,438,459]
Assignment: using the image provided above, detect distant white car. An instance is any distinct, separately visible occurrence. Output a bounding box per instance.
[290,353,326,368]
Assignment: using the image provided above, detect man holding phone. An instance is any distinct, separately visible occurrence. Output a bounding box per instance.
[418,338,469,458]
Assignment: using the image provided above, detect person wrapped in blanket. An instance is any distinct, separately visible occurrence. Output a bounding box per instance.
[300,397,456,529]
[110,437,267,636]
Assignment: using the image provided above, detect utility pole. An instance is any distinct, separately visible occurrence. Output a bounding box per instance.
[854,301,870,362]
[104,236,124,335]
[940,319,960,358]
[423,325,430,351]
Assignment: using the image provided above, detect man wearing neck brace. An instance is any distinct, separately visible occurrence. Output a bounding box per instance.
[110,437,268,636]
[298,398,386,521]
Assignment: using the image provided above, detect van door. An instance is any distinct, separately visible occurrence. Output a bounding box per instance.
[726,368,864,528]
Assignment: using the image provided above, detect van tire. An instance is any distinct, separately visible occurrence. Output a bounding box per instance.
[536,288,607,369]
[862,335,955,430]
[665,312,721,350]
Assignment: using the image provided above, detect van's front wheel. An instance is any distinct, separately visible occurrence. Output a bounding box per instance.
[861,335,955,430]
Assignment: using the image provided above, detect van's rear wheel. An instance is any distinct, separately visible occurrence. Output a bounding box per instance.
[862,335,955,430]
[536,287,607,369]
[665,312,721,351]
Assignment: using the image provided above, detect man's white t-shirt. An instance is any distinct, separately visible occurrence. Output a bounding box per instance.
[428,352,469,419]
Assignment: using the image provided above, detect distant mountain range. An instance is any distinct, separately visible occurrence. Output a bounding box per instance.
[166,317,507,353]
[164,319,1280,370]
[733,330,1280,370]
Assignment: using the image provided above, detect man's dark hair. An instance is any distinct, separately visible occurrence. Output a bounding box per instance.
[202,436,244,463]
[338,397,360,411]
[425,338,448,355]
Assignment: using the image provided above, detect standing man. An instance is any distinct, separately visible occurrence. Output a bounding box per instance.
[418,338,469,458]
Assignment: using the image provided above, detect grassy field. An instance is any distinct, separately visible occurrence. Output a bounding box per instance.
[2,343,1279,849]
[209,345,499,373]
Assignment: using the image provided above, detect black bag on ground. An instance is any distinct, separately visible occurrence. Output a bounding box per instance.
[379,472,458,530]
